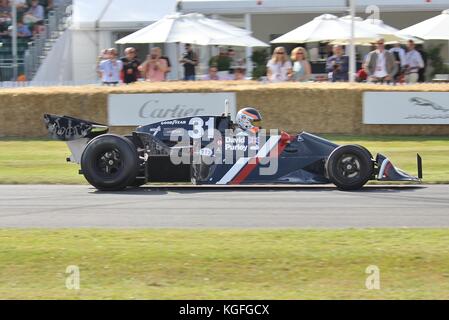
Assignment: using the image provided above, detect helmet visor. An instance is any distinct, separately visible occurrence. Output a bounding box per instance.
[252,120,262,128]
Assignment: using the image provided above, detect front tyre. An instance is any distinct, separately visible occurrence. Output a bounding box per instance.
[81,134,139,191]
[326,145,374,191]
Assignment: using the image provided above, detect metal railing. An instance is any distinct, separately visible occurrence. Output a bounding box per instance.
[23,0,73,80]
[0,1,73,83]
[0,59,25,82]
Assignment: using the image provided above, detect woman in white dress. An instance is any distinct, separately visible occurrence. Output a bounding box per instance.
[266,47,292,82]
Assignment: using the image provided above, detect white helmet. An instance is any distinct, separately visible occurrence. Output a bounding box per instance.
[235,107,262,133]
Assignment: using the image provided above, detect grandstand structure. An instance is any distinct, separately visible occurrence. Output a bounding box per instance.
[0,37,28,81]
[0,0,72,83]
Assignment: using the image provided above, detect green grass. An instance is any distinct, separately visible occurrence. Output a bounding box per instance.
[0,139,85,184]
[0,135,448,184]
[1,229,449,299]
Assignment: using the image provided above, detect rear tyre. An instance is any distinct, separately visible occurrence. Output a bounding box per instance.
[326,145,374,191]
[81,134,139,191]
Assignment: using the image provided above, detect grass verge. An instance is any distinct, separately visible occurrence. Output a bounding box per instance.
[0,135,448,184]
[1,229,449,299]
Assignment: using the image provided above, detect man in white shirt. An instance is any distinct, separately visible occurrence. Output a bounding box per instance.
[364,38,397,84]
[98,48,123,85]
[403,40,424,84]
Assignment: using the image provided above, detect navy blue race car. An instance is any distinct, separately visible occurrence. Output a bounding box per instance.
[43,109,422,191]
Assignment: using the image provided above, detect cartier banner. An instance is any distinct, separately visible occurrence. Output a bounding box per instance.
[108,93,237,126]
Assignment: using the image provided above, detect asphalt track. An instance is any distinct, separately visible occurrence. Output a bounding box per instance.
[1,184,449,228]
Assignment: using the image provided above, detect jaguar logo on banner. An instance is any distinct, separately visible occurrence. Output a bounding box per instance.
[363,92,449,124]
[407,97,449,119]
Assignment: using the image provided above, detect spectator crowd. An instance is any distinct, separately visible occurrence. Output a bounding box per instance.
[97,44,249,85]
[0,0,52,39]
[97,38,428,85]
[266,39,426,84]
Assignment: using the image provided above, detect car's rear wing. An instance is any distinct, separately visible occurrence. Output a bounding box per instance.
[43,114,109,164]
[43,114,108,141]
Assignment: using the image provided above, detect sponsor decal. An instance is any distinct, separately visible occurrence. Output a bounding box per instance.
[160,120,187,125]
[149,126,161,136]
[225,136,247,152]
[108,93,237,126]
[248,136,259,145]
[45,115,92,140]
[249,145,260,151]
[139,100,205,119]
[199,148,213,156]
[225,136,245,144]
[248,136,260,151]
[225,144,248,152]
[164,127,185,137]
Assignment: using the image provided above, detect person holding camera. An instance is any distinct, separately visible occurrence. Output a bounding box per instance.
[180,43,198,81]
[121,47,140,84]
[326,45,349,82]
[139,47,168,82]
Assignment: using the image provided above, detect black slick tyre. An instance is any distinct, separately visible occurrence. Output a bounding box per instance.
[81,134,139,191]
[325,144,374,191]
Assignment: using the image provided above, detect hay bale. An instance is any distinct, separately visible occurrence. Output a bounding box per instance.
[1,82,449,137]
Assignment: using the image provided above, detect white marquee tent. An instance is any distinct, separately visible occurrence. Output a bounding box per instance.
[398,9,449,40]
[72,0,178,30]
[116,13,267,47]
[36,0,178,82]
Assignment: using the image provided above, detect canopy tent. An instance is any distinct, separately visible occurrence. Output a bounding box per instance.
[362,18,423,44]
[362,18,399,34]
[271,12,389,82]
[339,16,403,43]
[115,13,268,47]
[72,0,177,30]
[116,12,267,80]
[330,17,422,46]
[270,14,379,44]
[398,9,449,40]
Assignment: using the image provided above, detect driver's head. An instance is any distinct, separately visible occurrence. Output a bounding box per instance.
[236,107,262,133]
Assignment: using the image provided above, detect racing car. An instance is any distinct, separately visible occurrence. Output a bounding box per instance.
[43,107,422,191]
